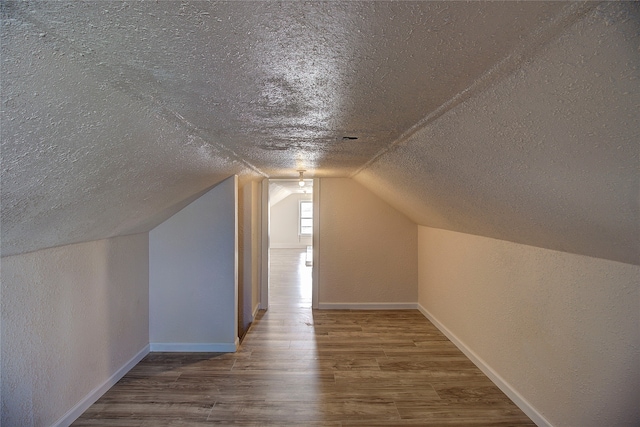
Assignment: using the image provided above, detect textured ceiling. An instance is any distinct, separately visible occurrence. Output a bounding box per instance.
[1,1,638,264]
[355,2,640,265]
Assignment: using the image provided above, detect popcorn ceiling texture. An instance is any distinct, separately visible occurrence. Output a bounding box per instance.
[356,2,640,265]
[1,3,639,426]
[5,1,625,262]
[1,4,255,256]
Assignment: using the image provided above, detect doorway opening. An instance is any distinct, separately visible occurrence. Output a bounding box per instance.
[265,179,314,311]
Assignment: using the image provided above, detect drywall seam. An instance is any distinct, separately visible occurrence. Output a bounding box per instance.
[351,2,597,178]
[2,231,145,259]
[318,303,418,310]
[51,345,150,427]
[417,304,552,427]
[149,339,239,353]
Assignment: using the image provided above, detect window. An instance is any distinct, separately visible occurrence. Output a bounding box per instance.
[300,201,313,235]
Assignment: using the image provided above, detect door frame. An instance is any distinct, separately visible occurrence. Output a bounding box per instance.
[259,178,319,310]
[260,178,269,309]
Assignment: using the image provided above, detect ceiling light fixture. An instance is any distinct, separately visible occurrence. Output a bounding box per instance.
[298,170,305,187]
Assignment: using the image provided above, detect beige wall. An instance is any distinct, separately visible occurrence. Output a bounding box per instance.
[270,192,313,249]
[251,182,262,316]
[239,179,262,337]
[417,226,640,427]
[1,233,150,427]
[317,178,417,306]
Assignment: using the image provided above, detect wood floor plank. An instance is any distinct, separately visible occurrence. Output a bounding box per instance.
[73,248,534,426]
[72,419,144,427]
[78,402,213,421]
[395,401,534,423]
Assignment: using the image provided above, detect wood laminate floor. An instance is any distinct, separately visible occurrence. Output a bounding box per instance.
[74,248,534,426]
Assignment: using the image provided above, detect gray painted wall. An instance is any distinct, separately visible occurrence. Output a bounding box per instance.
[149,176,238,351]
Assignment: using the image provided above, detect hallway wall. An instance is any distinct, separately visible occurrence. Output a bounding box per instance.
[317,178,417,307]
[1,233,149,427]
[417,226,640,426]
[149,176,238,351]
[239,179,262,338]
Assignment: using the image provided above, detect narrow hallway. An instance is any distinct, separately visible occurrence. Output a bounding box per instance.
[74,248,534,426]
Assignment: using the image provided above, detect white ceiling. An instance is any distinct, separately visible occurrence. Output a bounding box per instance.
[1,1,638,264]
[269,180,313,207]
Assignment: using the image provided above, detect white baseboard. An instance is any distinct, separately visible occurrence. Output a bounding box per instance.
[269,243,310,249]
[317,302,418,310]
[150,339,239,353]
[52,344,150,427]
[417,304,551,427]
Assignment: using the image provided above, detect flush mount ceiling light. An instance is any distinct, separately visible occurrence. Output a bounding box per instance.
[298,170,306,187]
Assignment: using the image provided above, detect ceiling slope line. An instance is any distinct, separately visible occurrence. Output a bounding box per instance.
[164,109,269,178]
[350,1,600,179]
[8,5,268,179]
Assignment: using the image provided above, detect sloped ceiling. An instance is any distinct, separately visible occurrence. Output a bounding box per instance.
[269,180,313,207]
[1,1,638,264]
[355,2,640,265]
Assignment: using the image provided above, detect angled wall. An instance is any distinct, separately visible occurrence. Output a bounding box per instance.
[1,2,255,258]
[355,4,640,425]
[355,2,639,266]
[317,178,417,307]
[418,226,640,427]
[1,234,149,427]
[149,176,238,351]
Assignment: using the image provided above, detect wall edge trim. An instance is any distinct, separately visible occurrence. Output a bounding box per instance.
[51,344,150,427]
[150,342,238,353]
[318,303,418,310]
[417,304,552,427]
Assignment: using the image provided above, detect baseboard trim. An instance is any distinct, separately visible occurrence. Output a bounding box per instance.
[150,340,238,353]
[252,304,261,319]
[417,304,552,427]
[52,344,150,427]
[317,302,418,310]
